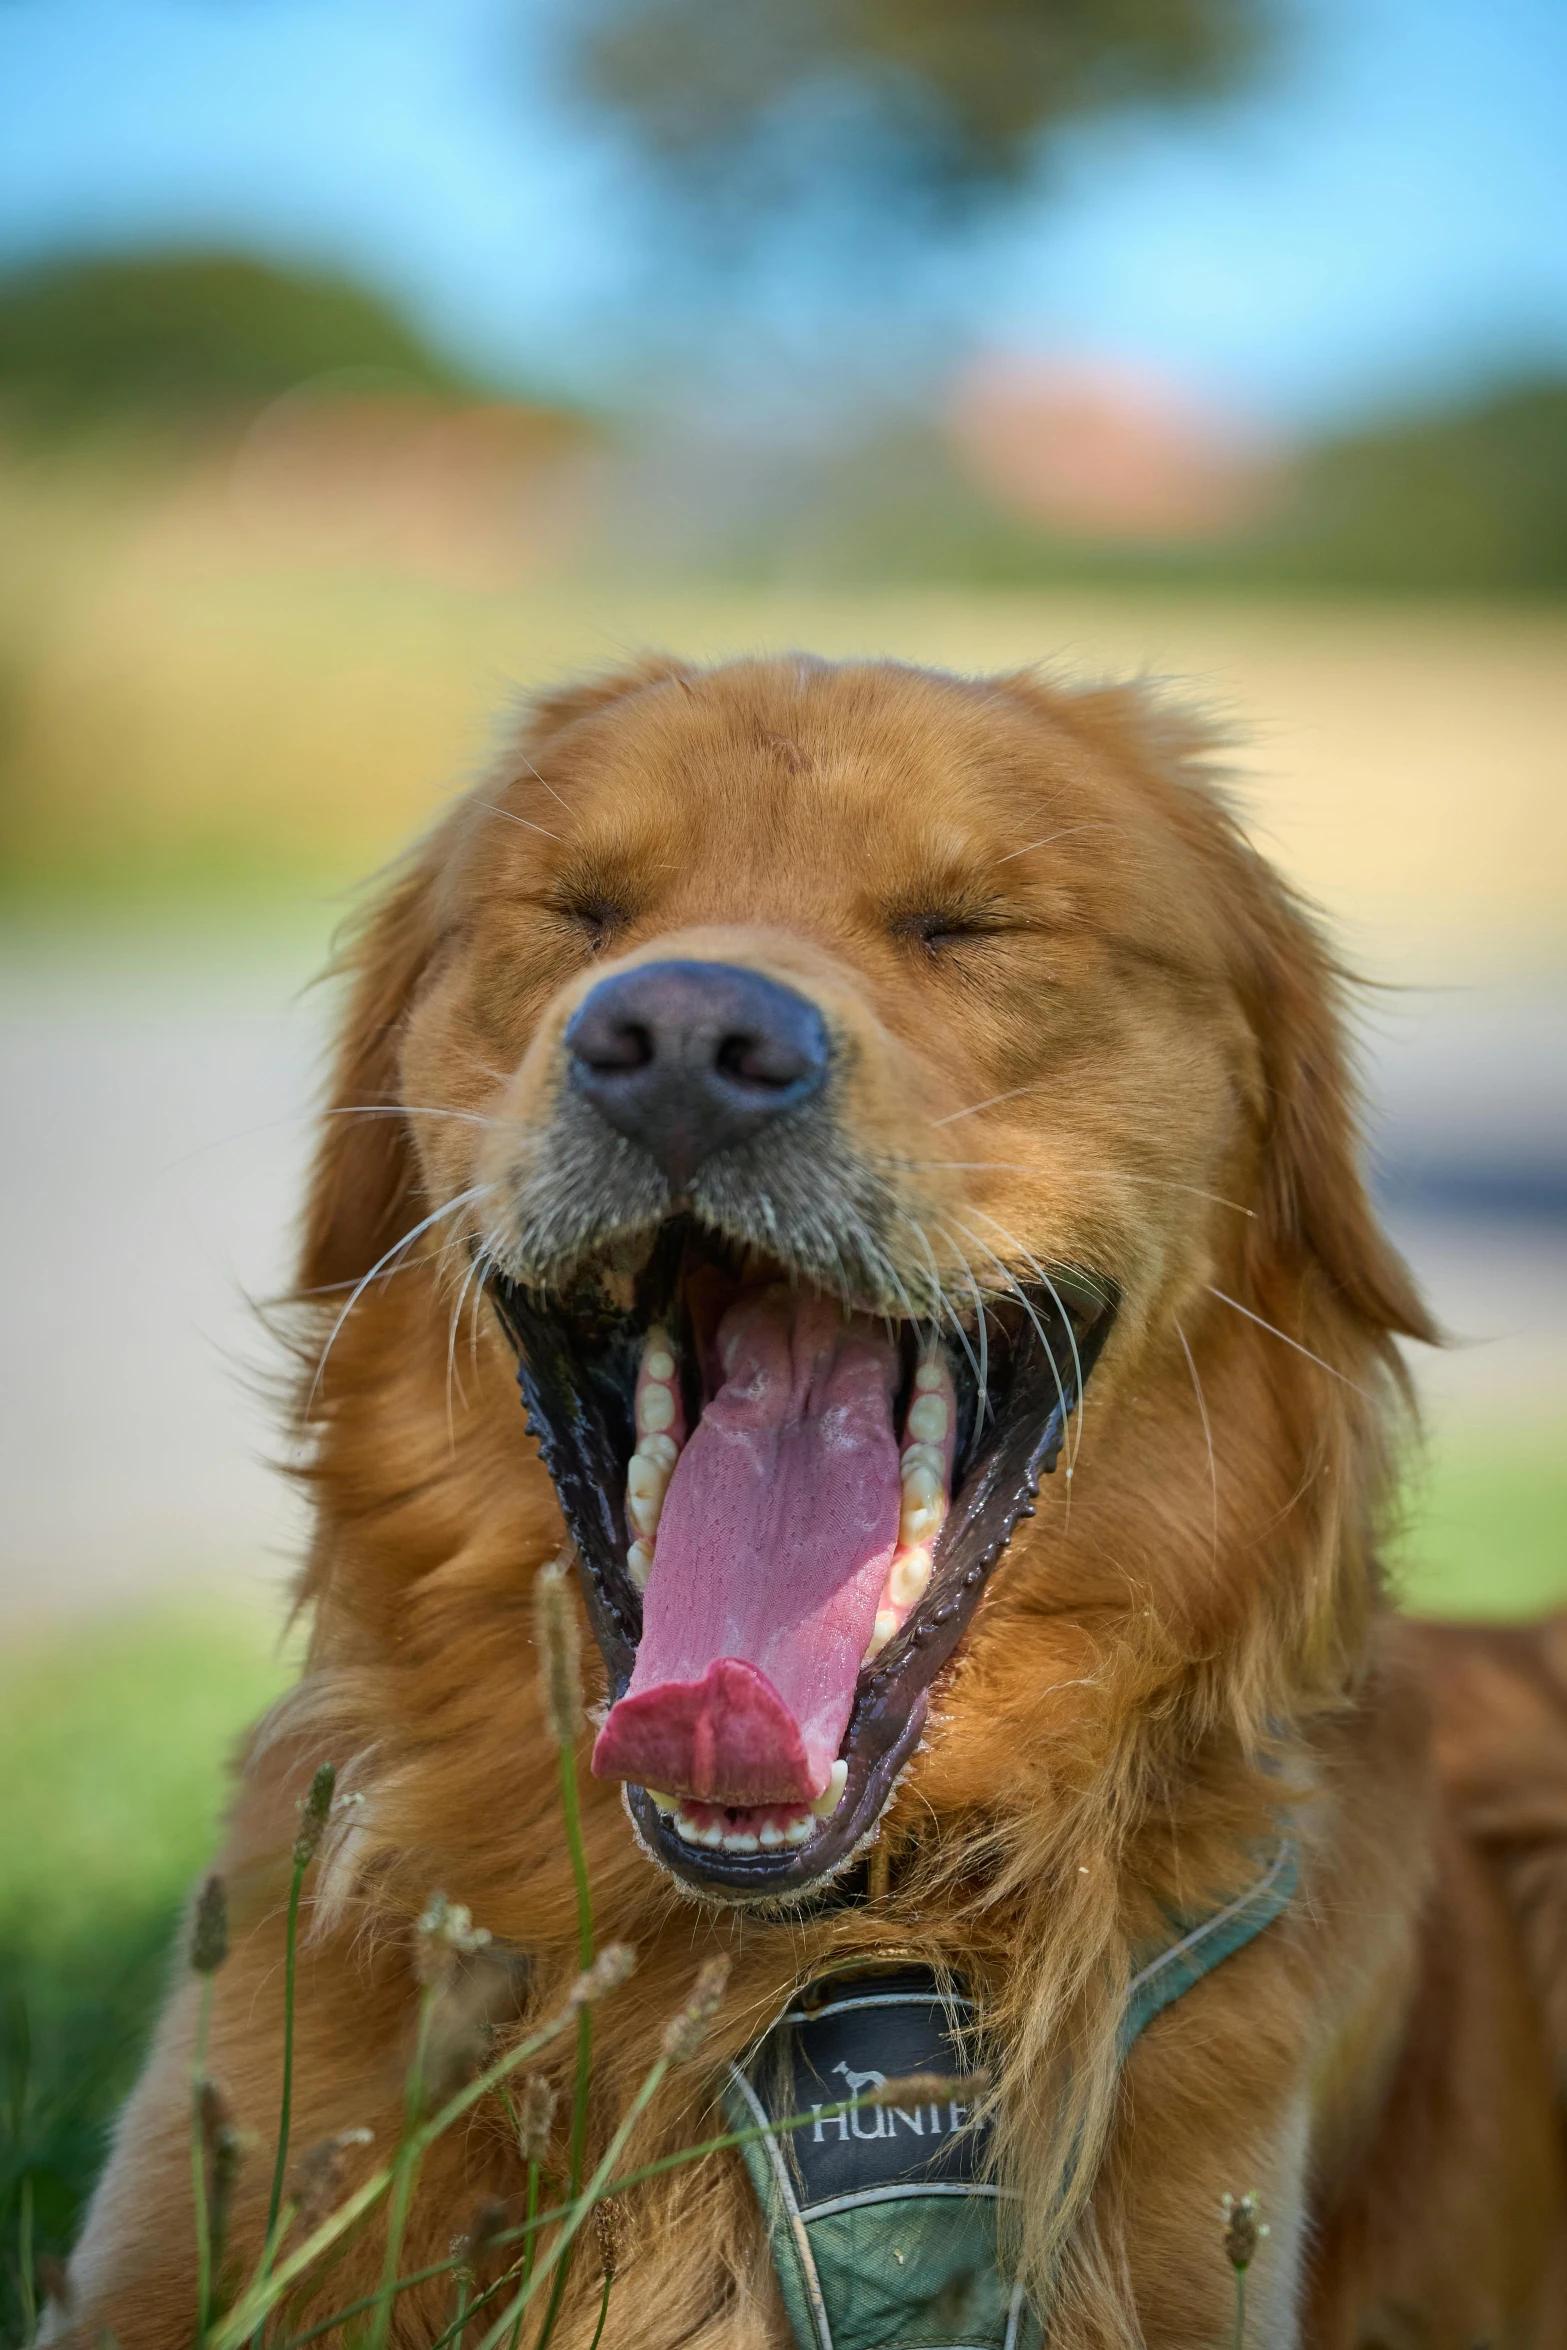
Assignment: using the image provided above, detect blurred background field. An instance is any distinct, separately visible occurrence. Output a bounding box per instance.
[1,0,1565,2326]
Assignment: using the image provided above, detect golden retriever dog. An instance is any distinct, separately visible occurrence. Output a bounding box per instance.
[65,654,1567,2347]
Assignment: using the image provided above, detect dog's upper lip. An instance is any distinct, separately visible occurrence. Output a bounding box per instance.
[490,1228,1116,1903]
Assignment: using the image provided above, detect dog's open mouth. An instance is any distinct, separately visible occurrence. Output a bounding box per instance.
[492,1220,1113,1902]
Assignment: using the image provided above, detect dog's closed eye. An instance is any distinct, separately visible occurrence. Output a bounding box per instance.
[890,902,1025,959]
[548,886,632,956]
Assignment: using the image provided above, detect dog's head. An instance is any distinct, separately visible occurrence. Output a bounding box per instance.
[298,654,1431,1905]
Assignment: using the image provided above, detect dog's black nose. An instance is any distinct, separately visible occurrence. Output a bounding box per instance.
[566,960,830,1187]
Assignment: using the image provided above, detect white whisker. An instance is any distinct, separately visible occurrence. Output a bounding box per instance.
[474,799,561,844]
[1174,1319,1218,1572]
[875,1247,930,1356]
[1205,1286,1370,1399]
[517,750,576,819]
[469,1276,489,1372]
[160,1098,493,1175]
[904,1215,984,1401]
[896,1159,1256,1217]
[469,1227,502,1373]
[938,1226,993,1428]
[966,1207,1090,1480]
[993,823,1116,866]
[334,1103,498,1129]
[306,1181,493,1417]
[930,1083,1042,1129]
[445,1242,490,1437]
[953,1220,1074,1496]
[1035,1268,1089,1481]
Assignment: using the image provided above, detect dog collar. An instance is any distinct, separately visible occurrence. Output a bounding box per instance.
[723,1836,1299,2350]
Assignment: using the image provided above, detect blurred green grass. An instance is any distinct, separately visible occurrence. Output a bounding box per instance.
[1389,1433,1567,1620]
[1,1437,1562,2325]
[0,1603,293,2335]
[0,1602,294,1966]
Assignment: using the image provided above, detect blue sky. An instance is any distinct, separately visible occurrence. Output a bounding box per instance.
[1,0,1564,428]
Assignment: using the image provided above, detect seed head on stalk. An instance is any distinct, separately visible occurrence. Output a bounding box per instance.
[189,1874,229,1975]
[534,1552,584,1746]
[662,1957,732,2064]
[567,1942,637,2009]
[593,2196,631,2283]
[513,2073,558,2164]
[870,2072,973,2109]
[293,1762,338,1870]
[1221,2192,1266,2273]
[289,2126,375,2229]
[199,2079,246,2264]
[415,1892,493,1991]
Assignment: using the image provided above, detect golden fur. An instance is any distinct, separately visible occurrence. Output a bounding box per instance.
[66,654,1567,2346]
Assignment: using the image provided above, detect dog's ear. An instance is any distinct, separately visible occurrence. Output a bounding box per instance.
[1013,673,1436,1350]
[1222,827,1437,1348]
[299,658,691,1299]
[298,846,449,1300]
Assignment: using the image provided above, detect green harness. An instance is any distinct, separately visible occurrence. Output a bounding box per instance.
[722,1838,1298,2350]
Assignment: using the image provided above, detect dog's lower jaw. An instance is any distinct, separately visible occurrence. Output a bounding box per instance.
[619,1694,931,1905]
[619,1718,930,1911]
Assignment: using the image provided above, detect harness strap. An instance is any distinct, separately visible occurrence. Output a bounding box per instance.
[724,1836,1299,2350]
[1120,1833,1299,2052]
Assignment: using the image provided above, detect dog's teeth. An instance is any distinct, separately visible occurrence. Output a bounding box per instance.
[626,1454,669,1534]
[900,1460,941,1508]
[900,1472,945,1547]
[906,1391,949,1444]
[671,1809,725,1850]
[643,1342,676,1382]
[667,1792,820,1854]
[626,1539,654,1590]
[637,1384,675,1435]
[900,1354,954,1547]
[626,1452,668,1501]
[863,1608,900,1663]
[889,1546,932,1608]
[626,1430,679,1543]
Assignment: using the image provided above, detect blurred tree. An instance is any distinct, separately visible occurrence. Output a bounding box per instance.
[563,0,1263,238]
[0,250,475,440]
[1278,379,1567,592]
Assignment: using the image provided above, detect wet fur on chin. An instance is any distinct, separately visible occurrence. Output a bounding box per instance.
[63,655,1567,2350]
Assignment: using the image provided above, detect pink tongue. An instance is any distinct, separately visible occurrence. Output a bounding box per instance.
[592,1292,901,1806]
